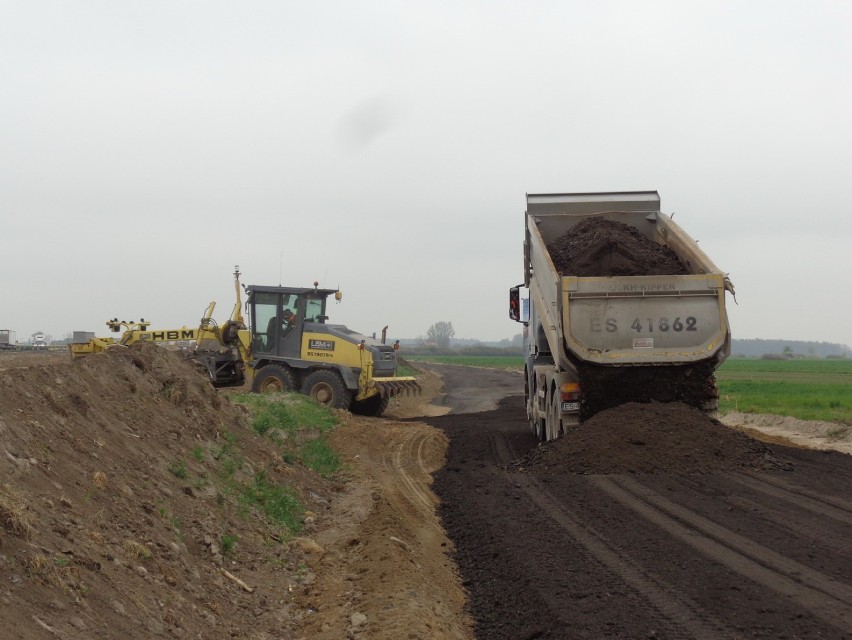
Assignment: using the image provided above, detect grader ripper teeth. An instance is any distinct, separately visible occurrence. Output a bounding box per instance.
[373,378,421,399]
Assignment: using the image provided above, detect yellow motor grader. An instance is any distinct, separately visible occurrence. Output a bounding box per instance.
[70,268,419,416]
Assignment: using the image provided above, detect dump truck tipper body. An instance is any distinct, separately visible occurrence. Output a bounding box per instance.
[509,191,733,441]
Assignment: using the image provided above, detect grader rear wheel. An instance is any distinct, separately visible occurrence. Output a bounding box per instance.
[251,365,297,393]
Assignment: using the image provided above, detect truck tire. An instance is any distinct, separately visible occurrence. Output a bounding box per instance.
[251,365,297,393]
[534,418,546,442]
[350,394,390,417]
[301,370,352,410]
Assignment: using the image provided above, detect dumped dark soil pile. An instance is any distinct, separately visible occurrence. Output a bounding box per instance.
[577,360,719,420]
[548,217,688,276]
[511,402,789,476]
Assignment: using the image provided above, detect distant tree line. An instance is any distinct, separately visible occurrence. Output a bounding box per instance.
[404,322,523,355]
[732,339,850,358]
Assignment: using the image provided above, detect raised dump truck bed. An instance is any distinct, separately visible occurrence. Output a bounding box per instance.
[510,191,734,440]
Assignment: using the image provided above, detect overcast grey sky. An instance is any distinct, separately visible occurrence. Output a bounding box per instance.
[2,1,850,347]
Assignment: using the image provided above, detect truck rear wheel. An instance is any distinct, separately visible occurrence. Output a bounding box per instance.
[251,365,297,393]
[351,394,390,417]
[301,370,352,410]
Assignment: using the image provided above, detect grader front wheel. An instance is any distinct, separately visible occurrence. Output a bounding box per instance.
[350,394,390,417]
[301,371,352,410]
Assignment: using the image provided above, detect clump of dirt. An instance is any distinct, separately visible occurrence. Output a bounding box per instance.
[547,217,688,276]
[577,360,720,420]
[511,402,790,476]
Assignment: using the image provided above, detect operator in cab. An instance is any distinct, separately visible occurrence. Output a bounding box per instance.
[281,308,296,336]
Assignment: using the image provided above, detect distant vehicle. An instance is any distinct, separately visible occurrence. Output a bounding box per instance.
[30,332,50,350]
[0,329,16,351]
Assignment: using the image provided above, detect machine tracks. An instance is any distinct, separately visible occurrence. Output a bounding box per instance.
[730,471,852,524]
[590,475,852,632]
[429,397,852,639]
[381,427,444,533]
[490,430,740,640]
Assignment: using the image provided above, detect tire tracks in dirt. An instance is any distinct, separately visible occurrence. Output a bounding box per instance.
[303,415,472,640]
[674,472,852,562]
[430,394,852,639]
[491,430,739,640]
[382,429,443,532]
[730,472,852,523]
[590,475,852,633]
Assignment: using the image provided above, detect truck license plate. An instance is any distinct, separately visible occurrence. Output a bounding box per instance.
[561,402,579,412]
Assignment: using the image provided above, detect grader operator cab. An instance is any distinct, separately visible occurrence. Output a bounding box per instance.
[72,268,419,417]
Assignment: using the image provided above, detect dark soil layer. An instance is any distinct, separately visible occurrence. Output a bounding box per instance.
[429,396,852,640]
[578,360,719,419]
[511,401,790,476]
[547,217,688,277]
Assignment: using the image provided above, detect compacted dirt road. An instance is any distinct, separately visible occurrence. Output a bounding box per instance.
[419,365,852,639]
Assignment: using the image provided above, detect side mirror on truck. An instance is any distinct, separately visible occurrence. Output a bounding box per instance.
[509,285,526,324]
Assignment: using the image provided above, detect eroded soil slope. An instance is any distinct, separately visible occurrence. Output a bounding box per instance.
[1,345,327,638]
[0,348,471,640]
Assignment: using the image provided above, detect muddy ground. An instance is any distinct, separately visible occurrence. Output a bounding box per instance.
[429,395,852,639]
[1,351,851,639]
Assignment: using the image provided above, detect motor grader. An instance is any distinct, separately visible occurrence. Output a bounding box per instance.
[70,268,419,416]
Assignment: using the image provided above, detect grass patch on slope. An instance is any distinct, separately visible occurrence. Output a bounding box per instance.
[233,390,342,477]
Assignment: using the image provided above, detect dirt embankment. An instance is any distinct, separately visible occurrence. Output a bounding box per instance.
[0,347,471,640]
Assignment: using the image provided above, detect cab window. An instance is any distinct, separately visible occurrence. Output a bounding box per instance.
[304,297,325,323]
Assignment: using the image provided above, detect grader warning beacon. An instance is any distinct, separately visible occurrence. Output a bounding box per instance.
[71,267,419,416]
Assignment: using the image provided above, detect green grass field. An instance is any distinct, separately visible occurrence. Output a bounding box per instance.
[717,358,851,424]
[403,354,852,424]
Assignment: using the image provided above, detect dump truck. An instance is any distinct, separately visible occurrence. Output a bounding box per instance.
[0,329,16,351]
[71,268,419,416]
[30,333,50,350]
[509,191,734,441]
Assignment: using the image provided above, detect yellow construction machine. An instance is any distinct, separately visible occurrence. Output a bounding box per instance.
[71,267,419,416]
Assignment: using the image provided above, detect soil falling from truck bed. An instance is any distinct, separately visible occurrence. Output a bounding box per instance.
[548,217,717,416]
[547,217,689,277]
[576,360,720,420]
